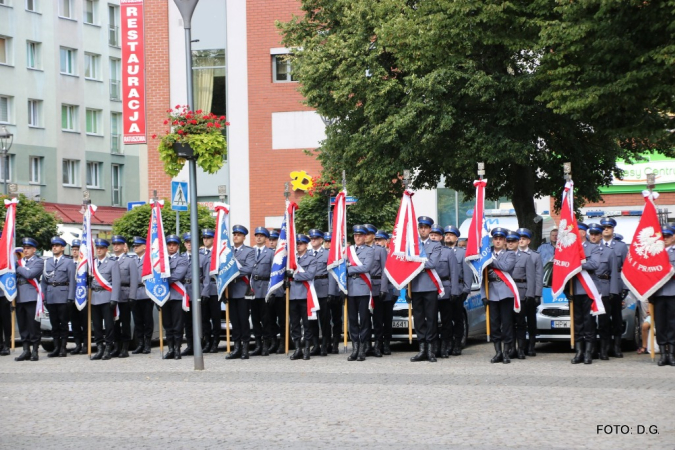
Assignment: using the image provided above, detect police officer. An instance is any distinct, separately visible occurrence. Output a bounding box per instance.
[199,228,220,352]
[516,228,543,356]
[346,225,374,361]
[251,226,274,356]
[410,216,442,363]
[14,237,44,362]
[109,235,138,358]
[224,225,255,360]
[600,217,628,357]
[68,239,88,355]
[509,230,536,360]
[443,225,472,356]
[364,224,387,357]
[132,237,153,354]
[651,226,675,366]
[90,239,121,361]
[40,237,75,358]
[587,223,620,361]
[482,228,516,364]
[288,233,318,360]
[308,228,329,356]
[0,276,9,356]
[434,226,459,358]
[325,231,344,354]
[163,234,189,360]
[375,230,396,355]
[323,232,331,250]
[180,232,202,356]
[537,229,558,265]
[267,229,287,354]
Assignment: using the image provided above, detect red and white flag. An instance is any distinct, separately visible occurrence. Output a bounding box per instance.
[286,201,319,319]
[622,190,675,301]
[0,198,18,301]
[385,189,425,289]
[552,181,604,315]
[347,245,373,311]
[327,190,348,294]
[170,281,191,312]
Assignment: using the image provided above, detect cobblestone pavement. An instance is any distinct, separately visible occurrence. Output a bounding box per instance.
[0,340,673,450]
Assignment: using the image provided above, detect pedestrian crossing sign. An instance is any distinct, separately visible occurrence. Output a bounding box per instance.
[171,181,189,211]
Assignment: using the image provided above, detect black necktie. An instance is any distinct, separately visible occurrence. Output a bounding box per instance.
[97,260,101,268]
[257,248,261,259]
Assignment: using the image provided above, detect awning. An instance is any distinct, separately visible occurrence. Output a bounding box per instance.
[42,202,127,226]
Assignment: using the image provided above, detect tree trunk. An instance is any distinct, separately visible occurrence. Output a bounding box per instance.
[510,165,542,248]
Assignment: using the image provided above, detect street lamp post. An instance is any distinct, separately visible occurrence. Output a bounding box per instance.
[0,126,14,196]
[173,0,204,370]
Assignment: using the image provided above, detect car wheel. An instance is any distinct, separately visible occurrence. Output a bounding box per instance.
[41,342,55,353]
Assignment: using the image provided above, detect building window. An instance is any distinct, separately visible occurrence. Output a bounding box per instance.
[61,104,77,131]
[108,5,119,47]
[59,47,76,75]
[111,164,122,205]
[26,41,40,69]
[27,99,42,127]
[0,36,11,65]
[29,156,42,184]
[272,55,295,83]
[62,159,79,186]
[84,53,100,80]
[83,0,96,24]
[192,49,226,117]
[59,0,73,19]
[110,58,120,100]
[0,155,13,183]
[26,0,37,12]
[86,109,101,135]
[86,161,101,188]
[111,112,122,154]
[0,95,11,123]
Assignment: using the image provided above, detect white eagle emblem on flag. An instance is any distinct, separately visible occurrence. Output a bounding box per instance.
[556,219,577,250]
[634,227,665,258]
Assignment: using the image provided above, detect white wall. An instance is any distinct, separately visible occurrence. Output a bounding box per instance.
[271,111,326,150]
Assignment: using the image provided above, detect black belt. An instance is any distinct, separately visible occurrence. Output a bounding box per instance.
[487,277,503,283]
[48,282,69,287]
[349,275,361,279]
[138,283,145,288]
[17,280,30,286]
[512,278,527,283]
[597,274,610,280]
[457,278,464,284]
[253,275,270,281]
[121,283,130,287]
[440,276,451,282]
[185,279,192,284]
[92,287,106,292]
[314,275,328,280]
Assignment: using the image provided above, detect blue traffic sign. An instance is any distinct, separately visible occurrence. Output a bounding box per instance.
[127,201,146,211]
[330,196,358,206]
[171,181,189,211]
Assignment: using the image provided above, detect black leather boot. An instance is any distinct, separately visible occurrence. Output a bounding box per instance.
[131,337,143,354]
[210,339,219,353]
[250,338,262,356]
[310,336,321,356]
[583,340,593,364]
[502,343,511,364]
[600,339,609,360]
[303,339,311,360]
[452,339,462,356]
[48,338,60,358]
[571,341,584,364]
[290,339,303,360]
[30,343,39,361]
[102,343,113,360]
[490,341,503,364]
[658,344,669,366]
[410,342,427,362]
[268,337,278,354]
[669,345,675,366]
[364,341,374,356]
[119,342,129,358]
[372,340,382,357]
[59,338,68,357]
[357,340,367,361]
[109,342,121,358]
[262,338,270,356]
[0,346,8,356]
[332,336,341,354]
[613,336,624,358]
[174,343,182,360]
[382,339,391,355]
[440,340,449,358]
[91,343,105,360]
[202,337,211,353]
[348,342,359,361]
[163,342,175,360]
[180,343,194,356]
[277,337,286,354]
[15,342,30,361]
[142,336,151,354]
[225,341,242,359]
[427,341,437,363]
[517,339,526,360]
[320,336,328,356]
[591,339,599,360]
[241,341,250,360]
[527,337,536,356]
[70,339,82,355]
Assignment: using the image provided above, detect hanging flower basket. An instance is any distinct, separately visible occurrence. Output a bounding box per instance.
[172,142,194,159]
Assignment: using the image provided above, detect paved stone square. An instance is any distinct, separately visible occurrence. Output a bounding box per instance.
[0,339,672,449]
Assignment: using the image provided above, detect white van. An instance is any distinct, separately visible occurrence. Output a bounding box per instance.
[581,209,670,244]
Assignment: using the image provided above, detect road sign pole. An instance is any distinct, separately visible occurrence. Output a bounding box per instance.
[176,211,180,236]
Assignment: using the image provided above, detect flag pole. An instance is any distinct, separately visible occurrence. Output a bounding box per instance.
[342,171,348,353]
[225,286,230,353]
[9,185,17,352]
[564,162,575,349]
[151,190,165,358]
[284,182,291,355]
[402,170,413,345]
[476,163,490,342]
[646,172,657,362]
[81,191,94,357]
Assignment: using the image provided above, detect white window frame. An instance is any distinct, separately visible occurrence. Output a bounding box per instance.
[27,99,42,127]
[59,47,76,75]
[61,104,78,131]
[0,36,12,66]
[25,0,37,12]
[26,41,40,69]
[108,5,119,47]
[29,156,42,184]
[109,57,121,100]
[110,112,122,153]
[0,155,14,183]
[59,0,73,19]
[85,109,102,135]
[62,159,79,187]
[86,161,101,188]
[0,95,11,124]
[111,164,122,205]
[84,53,100,80]
[83,0,97,24]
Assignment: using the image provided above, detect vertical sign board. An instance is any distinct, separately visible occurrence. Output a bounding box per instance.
[121,0,147,144]
[171,181,189,212]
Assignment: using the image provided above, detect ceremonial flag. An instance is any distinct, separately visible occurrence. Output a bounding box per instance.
[385,189,425,289]
[552,181,604,315]
[209,202,240,299]
[465,179,492,285]
[267,203,290,300]
[74,204,95,311]
[327,190,348,294]
[285,201,319,319]
[0,198,18,301]
[142,199,170,306]
[621,190,675,301]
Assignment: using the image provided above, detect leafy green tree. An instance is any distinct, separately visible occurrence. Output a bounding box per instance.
[279,0,674,246]
[0,195,61,251]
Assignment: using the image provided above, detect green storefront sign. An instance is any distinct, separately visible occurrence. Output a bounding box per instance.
[600,153,675,194]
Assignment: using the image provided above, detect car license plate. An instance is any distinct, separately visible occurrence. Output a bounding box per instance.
[393,320,408,328]
[551,320,570,329]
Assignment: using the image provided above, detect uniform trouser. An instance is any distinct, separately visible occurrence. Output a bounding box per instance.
[608,295,623,338]
[162,300,184,345]
[113,302,132,343]
[382,298,396,341]
[412,291,438,343]
[289,299,313,341]
[573,294,596,343]
[371,291,384,341]
[16,301,40,344]
[46,303,69,341]
[488,298,514,344]
[70,302,89,343]
[347,295,371,344]
[263,297,278,339]
[201,295,221,340]
[229,297,250,343]
[91,303,114,346]
[0,299,12,347]
[251,297,273,339]
[597,296,614,340]
[272,294,287,338]
[515,296,537,340]
[310,297,329,339]
[653,296,675,346]
[133,299,154,341]
[438,299,453,341]
[328,297,343,341]
[183,308,193,345]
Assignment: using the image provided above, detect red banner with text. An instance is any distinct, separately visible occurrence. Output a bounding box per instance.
[121,0,146,144]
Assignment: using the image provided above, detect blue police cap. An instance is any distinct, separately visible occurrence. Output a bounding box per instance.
[516,228,532,239]
[662,227,674,237]
[296,234,310,244]
[308,229,324,239]
[364,224,377,234]
[600,217,617,228]
[588,223,603,234]
[111,235,126,245]
[165,234,181,245]
[50,237,67,247]
[232,225,248,235]
[22,237,38,248]
[323,232,331,241]
[201,229,215,238]
[577,222,589,231]
[375,230,389,240]
[94,239,110,248]
[182,233,191,242]
[430,225,444,235]
[353,225,367,235]
[132,237,146,246]
[506,230,520,241]
[254,227,270,238]
[613,233,624,241]
[14,247,23,254]
[418,216,434,226]
[443,225,460,237]
[491,227,507,238]
[71,239,82,248]
[269,230,280,239]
